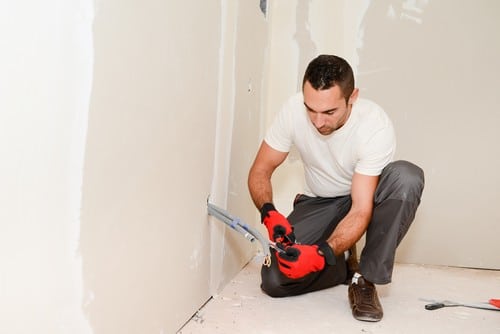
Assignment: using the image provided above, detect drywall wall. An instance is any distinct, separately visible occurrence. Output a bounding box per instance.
[1,0,269,332]
[355,0,500,269]
[209,0,271,293]
[266,0,499,269]
[0,0,93,333]
[79,1,221,333]
[80,1,269,333]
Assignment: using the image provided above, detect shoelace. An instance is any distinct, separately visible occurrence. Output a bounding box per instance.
[358,284,375,306]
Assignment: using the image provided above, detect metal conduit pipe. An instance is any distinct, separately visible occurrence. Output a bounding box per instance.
[207,203,255,243]
[207,202,271,267]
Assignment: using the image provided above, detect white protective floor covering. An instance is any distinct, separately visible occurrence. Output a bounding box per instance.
[179,256,500,334]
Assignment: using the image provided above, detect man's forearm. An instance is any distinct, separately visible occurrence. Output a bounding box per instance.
[247,141,288,210]
[326,210,372,256]
[248,169,273,210]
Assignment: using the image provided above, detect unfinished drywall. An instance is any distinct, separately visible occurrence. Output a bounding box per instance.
[266,0,500,269]
[80,1,270,333]
[356,0,500,269]
[0,0,269,332]
[80,1,221,333]
[0,0,93,333]
[209,0,270,293]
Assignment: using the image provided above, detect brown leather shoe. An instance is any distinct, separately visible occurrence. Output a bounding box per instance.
[348,275,383,322]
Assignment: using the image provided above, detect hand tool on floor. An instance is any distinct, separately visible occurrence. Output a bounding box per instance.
[489,299,500,308]
[421,298,500,311]
[207,201,273,266]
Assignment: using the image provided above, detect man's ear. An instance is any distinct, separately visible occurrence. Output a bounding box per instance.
[348,88,359,105]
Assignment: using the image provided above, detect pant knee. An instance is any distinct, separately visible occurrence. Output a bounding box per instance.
[392,160,424,186]
[379,160,425,202]
[261,268,289,298]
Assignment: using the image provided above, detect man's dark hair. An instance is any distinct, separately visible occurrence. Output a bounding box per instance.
[302,55,355,103]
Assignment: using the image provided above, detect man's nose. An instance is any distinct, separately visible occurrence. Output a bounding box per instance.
[312,113,325,128]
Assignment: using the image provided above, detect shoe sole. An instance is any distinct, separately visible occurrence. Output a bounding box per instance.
[353,314,382,322]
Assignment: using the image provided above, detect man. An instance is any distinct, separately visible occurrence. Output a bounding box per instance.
[247,54,424,322]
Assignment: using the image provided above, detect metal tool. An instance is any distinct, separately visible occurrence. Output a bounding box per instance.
[268,241,287,254]
[490,299,500,308]
[421,298,500,311]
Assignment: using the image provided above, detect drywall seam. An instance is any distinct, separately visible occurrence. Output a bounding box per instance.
[294,0,317,92]
[69,0,94,333]
[346,0,372,75]
[0,0,94,332]
[209,0,239,294]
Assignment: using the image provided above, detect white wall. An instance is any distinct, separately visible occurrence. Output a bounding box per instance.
[79,1,219,332]
[267,0,500,269]
[80,0,269,333]
[0,1,269,333]
[355,0,500,269]
[0,0,93,332]
[210,0,271,292]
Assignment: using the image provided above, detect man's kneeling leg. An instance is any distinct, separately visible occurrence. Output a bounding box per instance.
[261,250,347,297]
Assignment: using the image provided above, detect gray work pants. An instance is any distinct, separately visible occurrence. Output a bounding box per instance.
[261,160,425,297]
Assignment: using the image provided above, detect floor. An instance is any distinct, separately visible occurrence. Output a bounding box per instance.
[179,256,500,334]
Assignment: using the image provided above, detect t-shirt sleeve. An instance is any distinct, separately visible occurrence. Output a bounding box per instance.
[355,119,396,176]
[264,98,295,153]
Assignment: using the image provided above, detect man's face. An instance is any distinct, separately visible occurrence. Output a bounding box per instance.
[303,81,357,136]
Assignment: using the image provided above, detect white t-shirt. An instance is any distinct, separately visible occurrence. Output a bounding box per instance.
[265,93,396,197]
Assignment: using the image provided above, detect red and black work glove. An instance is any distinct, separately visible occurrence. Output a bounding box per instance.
[260,203,296,244]
[276,242,336,279]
